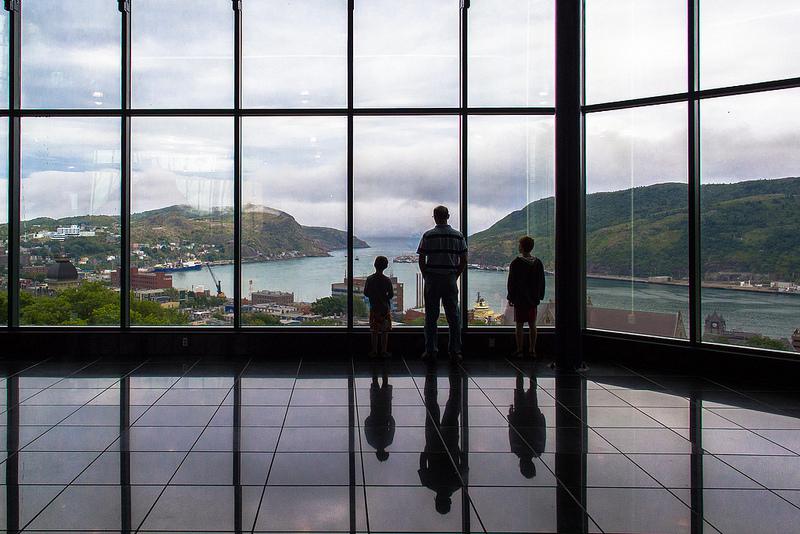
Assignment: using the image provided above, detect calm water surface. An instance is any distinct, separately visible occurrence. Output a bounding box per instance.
[171,237,799,340]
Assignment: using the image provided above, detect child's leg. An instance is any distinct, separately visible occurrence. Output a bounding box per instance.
[515,321,525,354]
[529,323,538,356]
[381,331,389,355]
[370,332,379,355]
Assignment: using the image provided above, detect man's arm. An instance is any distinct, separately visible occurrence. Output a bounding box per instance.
[418,254,427,275]
[456,252,467,278]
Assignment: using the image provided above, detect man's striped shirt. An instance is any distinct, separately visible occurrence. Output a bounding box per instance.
[417,224,468,275]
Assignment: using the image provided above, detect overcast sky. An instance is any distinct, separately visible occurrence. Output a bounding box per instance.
[2,0,799,237]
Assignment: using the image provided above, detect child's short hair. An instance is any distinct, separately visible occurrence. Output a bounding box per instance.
[519,236,535,253]
[374,256,389,270]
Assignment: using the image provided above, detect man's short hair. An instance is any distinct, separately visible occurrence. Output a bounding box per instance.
[433,205,449,220]
[374,256,389,270]
[519,236,535,253]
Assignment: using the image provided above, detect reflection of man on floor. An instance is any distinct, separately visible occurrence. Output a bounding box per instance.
[418,365,466,514]
[508,370,546,478]
[364,364,395,461]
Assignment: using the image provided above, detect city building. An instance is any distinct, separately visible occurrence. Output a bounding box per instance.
[112,268,173,290]
[587,306,688,339]
[251,290,294,306]
[44,258,80,290]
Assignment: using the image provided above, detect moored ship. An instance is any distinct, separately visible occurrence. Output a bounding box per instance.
[153,260,203,273]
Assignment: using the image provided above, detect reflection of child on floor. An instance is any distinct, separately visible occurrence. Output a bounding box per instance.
[364,256,393,357]
[364,365,395,461]
[507,236,546,358]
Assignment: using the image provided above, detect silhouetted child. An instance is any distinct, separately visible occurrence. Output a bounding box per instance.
[507,236,545,358]
[364,256,393,357]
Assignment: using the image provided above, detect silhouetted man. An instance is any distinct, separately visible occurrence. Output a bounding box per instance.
[418,364,466,514]
[417,205,467,361]
[364,363,395,461]
[508,370,546,478]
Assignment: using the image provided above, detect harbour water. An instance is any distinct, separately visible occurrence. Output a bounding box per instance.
[171,237,799,340]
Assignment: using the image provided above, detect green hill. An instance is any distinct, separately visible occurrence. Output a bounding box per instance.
[8,205,367,267]
[469,177,800,281]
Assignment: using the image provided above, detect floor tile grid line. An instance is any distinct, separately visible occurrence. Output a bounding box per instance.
[506,360,717,533]
[700,449,800,516]
[462,361,606,534]
[0,355,55,390]
[133,358,252,534]
[2,356,106,415]
[586,379,705,447]
[613,363,800,457]
[1,357,154,469]
[249,358,303,534]
[402,358,488,534]
[700,407,800,456]
[351,359,371,533]
[15,357,156,532]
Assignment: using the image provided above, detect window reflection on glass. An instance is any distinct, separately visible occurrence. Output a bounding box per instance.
[19,117,121,326]
[585,104,689,339]
[0,12,9,108]
[243,0,347,108]
[354,116,460,326]
[468,0,554,107]
[131,118,234,326]
[0,123,7,324]
[585,0,686,104]
[132,0,233,109]
[700,89,800,353]
[700,0,800,89]
[241,117,348,327]
[22,0,120,109]
[355,0,459,108]
[467,115,555,327]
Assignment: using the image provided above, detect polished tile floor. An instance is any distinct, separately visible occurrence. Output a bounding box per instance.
[0,354,799,533]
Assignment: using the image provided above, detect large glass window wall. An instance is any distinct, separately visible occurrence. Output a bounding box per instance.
[1,1,554,331]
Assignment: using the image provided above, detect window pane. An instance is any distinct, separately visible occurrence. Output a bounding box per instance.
[131,118,233,326]
[354,0,459,108]
[468,0,554,107]
[0,12,9,108]
[700,0,800,89]
[0,123,7,324]
[700,89,800,354]
[20,117,121,326]
[22,0,120,109]
[585,104,689,339]
[242,117,347,326]
[132,0,233,108]
[243,0,347,108]
[468,115,555,327]
[585,0,686,104]
[354,116,460,326]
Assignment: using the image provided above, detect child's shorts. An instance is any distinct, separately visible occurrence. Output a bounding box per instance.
[369,310,393,333]
[514,304,538,325]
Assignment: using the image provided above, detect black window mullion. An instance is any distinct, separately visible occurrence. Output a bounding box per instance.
[6,0,20,328]
[459,1,469,334]
[120,0,131,328]
[688,0,701,345]
[233,0,242,329]
[347,0,354,331]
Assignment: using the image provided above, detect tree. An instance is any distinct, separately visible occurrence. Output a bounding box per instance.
[20,297,72,325]
[745,335,789,351]
[0,291,6,324]
[242,312,281,326]
[311,294,367,317]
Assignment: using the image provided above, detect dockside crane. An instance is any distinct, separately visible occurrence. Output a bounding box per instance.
[205,263,225,298]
